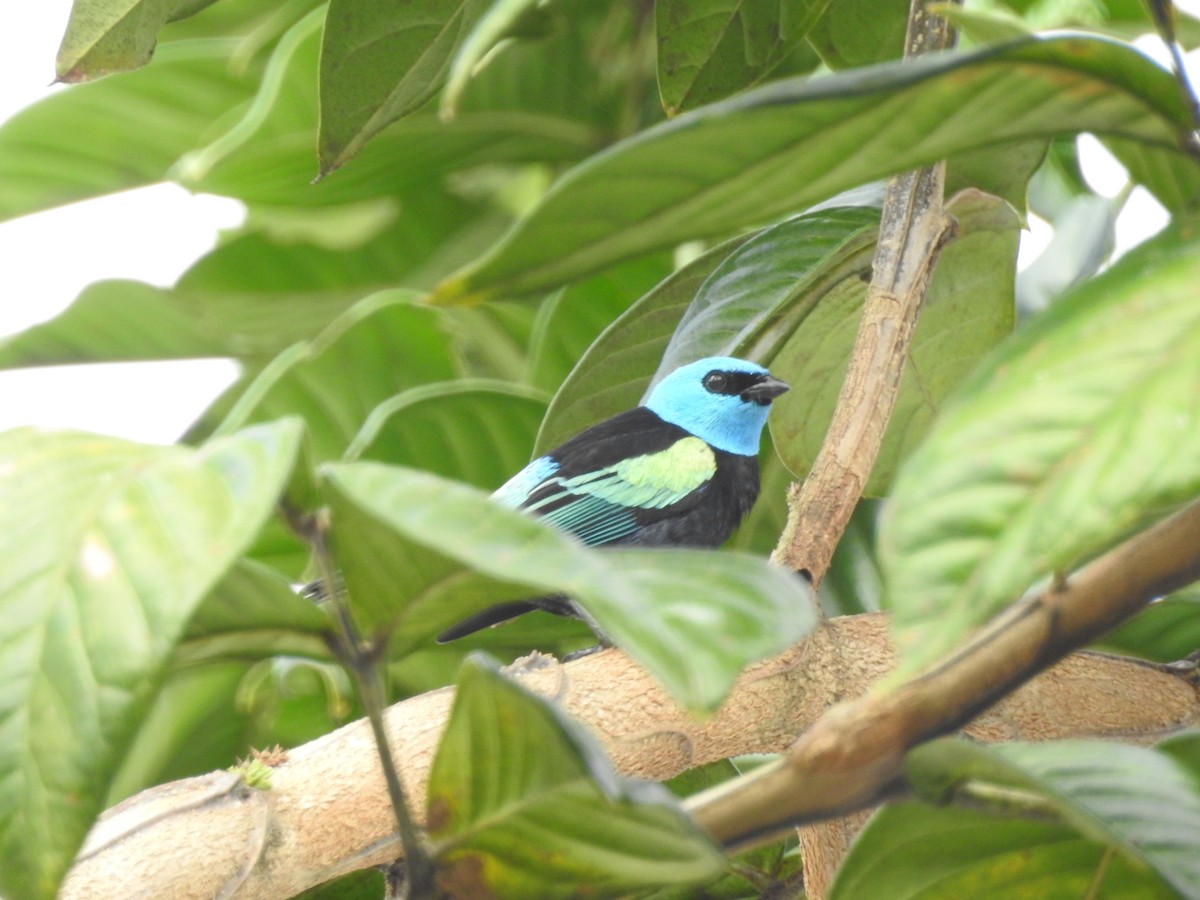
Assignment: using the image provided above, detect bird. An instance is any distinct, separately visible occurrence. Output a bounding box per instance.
[436,356,789,644]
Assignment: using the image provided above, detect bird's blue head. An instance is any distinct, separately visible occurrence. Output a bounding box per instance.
[644,357,789,456]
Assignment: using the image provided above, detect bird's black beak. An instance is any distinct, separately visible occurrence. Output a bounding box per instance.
[742,375,790,405]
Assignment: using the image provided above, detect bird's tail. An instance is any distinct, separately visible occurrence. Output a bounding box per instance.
[435,601,539,643]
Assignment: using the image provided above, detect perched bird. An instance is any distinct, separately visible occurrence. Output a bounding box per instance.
[436,356,789,643]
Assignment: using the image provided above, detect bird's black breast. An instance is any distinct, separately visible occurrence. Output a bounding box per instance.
[536,406,760,548]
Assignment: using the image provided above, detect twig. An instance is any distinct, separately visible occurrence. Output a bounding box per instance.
[287,507,436,898]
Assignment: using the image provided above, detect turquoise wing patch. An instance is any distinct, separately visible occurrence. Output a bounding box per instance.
[524,437,716,545]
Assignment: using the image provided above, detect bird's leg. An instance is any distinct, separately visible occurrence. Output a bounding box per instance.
[560,600,612,662]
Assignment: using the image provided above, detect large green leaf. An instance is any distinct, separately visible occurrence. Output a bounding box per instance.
[199,291,457,459]
[171,9,592,207]
[0,420,302,900]
[534,234,757,454]
[806,0,907,69]
[770,192,1017,490]
[430,35,1193,303]
[318,0,491,172]
[428,656,724,897]
[527,254,675,395]
[880,221,1200,671]
[0,39,254,223]
[655,0,828,115]
[345,380,547,489]
[830,801,1174,899]
[321,463,818,711]
[903,738,1200,898]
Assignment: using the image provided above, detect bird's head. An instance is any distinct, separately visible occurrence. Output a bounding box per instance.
[644,357,789,456]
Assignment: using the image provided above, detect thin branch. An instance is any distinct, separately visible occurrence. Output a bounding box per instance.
[288,507,436,897]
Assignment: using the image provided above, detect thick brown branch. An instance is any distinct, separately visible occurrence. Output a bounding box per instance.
[61,610,1199,899]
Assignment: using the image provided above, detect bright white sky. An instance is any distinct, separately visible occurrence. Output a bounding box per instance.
[0,4,1186,444]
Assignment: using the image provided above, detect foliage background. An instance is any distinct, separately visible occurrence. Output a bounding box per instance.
[1,0,1200,897]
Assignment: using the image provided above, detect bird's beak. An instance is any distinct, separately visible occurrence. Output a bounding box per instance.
[742,375,790,404]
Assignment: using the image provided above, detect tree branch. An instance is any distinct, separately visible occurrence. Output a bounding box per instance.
[62,570,1200,899]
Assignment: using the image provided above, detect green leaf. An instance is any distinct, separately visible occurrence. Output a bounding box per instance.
[1097,589,1200,662]
[806,0,907,69]
[199,291,457,458]
[345,380,548,490]
[771,191,1017,490]
[0,281,230,369]
[175,559,332,668]
[55,0,215,81]
[431,35,1193,303]
[427,655,725,897]
[655,0,827,115]
[318,0,492,172]
[527,254,675,395]
[321,463,818,711]
[0,39,255,222]
[904,738,1200,898]
[534,233,757,454]
[439,0,542,120]
[830,801,1175,899]
[0,420,302,900]
[880,221,1200,672]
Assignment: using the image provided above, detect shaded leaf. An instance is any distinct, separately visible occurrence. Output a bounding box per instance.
[431,35,1192,303]
[439,0,542,120]
[55,0,219,81]
[0,420,302,900]
[527,254,675,394]
[655,0,827,115]
[1095,588,1200,663]
[427,655,724,897]
[535,234,757,454]
[806,0,907,69]
[345,380,548,490]
[199,291,458,458]
[322,463,818,711]
[318,0,491,172]
[770,191,1017,490]
[831,801,1174,899]
[906,738,1200,898]
[881,222,1200,671]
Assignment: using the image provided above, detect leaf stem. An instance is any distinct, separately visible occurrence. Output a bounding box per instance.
[290,506,437,898]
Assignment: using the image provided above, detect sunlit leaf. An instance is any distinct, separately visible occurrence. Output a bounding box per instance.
[881,222,1200,671]
[431,35,1192,303]
[428,656,724,897]
[0,40,254,222]
[0,420,302,899]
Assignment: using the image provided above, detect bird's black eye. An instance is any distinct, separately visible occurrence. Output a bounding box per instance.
[703,372,727,393]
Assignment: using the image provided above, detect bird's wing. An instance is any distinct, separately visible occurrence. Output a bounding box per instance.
[494,407,718,547]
